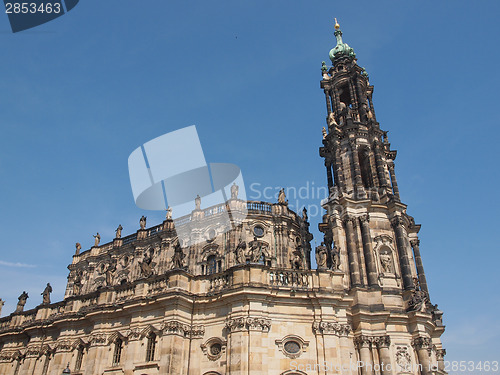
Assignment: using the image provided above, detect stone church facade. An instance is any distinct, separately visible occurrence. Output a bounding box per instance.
[0,21,446,375]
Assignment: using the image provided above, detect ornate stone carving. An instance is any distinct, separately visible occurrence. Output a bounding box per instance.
[331,245,341,270]
[359,214,370,223]
[89,333,107,346]
[15,291,29,313]
[436,348,446,360]
[56,340,73,352]
[234,238,246,264]
[278,188,288,205]
[115,224,123,239]
[312,321,351,336]
[139,215,147,230]
[395,345,412,372]
[315,244,328,269]
[171,243,185,269]
[75,242,81,255]
[353,335,373,349]
[41,283,52,305]
[379,251,393,273]
[412,336,432,354]
[231,183,239,199]
[407,278,430,312]
[225,317,271,333]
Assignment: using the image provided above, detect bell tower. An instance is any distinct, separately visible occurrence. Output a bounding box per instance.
[318,19,447,374]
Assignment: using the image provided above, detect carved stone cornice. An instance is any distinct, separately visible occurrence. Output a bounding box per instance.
[89,333,107,347]
[412,336,432,350]
[225,317,271,333]
[312,321,351,336]
[353,335,372,349]
[410,239,420,248]
[161,320,205,338]
[372,335,391,348]
[54,338,73,352]
[359,214,370,224]
[353,335,391,349]
[436,348,446,360]
[390,216,403,229]
[126,328,142,341]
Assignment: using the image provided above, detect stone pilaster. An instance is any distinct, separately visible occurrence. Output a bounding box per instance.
[359,214,378,287]
[343,216,362,286]
[391,217,414,290]
[387,162,400,201]
[412,336,433,375]
[410,239,429,295]
[349,140,366,198]
[354,336,374,375]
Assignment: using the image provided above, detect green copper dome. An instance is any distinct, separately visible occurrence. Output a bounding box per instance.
[329,23,356,64]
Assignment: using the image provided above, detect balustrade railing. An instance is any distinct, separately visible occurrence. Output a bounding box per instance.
[269,270,310,288]
[247,201,273,214]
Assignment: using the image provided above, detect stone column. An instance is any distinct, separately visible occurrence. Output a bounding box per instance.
[376,336,392,375]
[412,337,432,375]
[349,140,366,199]
[387,162,400,201]
[333,143,346,193]
[436,349,446,373]
[343,217,362,287]
[325,89,332,116]
[391,217,414,290]
[355,336,374,375]
[410,239,429,295]
[358,215,379,287]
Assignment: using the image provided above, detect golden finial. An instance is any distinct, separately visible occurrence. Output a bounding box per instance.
[334,18,340,30]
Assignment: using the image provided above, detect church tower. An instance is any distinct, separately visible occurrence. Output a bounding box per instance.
[317,19,446,374]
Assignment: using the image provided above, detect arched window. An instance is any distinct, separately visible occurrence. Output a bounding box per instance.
[207,255,217,275]
[146,332,157,362]
[359,148,373,188]
[112,338,123,366]
[75,345,85,371]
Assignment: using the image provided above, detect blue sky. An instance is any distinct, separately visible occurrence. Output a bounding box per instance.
[0,0,499,367]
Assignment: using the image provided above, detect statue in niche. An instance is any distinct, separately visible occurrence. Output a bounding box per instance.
[165,206,173,220]
[234,238,246,264]
[172,243,185,269]
[331,245,340,270]
[195,195,201,210]
[139,216,147,230]
[115,224,123,239]
[15,291,29,313]
[75,242,81,255]
[41,283,52,305]
[248,237,264,263]
[73,270,83,295]
[380,251,393,273]
[278,188,287,205]
[140,251,154,277]
[231,183,239,199]
[93,233,101,247]
[105,261,117,286]
[315,243,328,269]
[291,252,303,270]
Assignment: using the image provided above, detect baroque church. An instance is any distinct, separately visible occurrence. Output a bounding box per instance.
[0,21,446,375]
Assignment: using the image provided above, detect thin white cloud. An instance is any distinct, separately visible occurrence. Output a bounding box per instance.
[0,260,36,268]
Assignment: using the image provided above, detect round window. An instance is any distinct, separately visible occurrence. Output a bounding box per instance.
[253,225,265,237]
[210,342,222,356]
[284,340,301,354]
